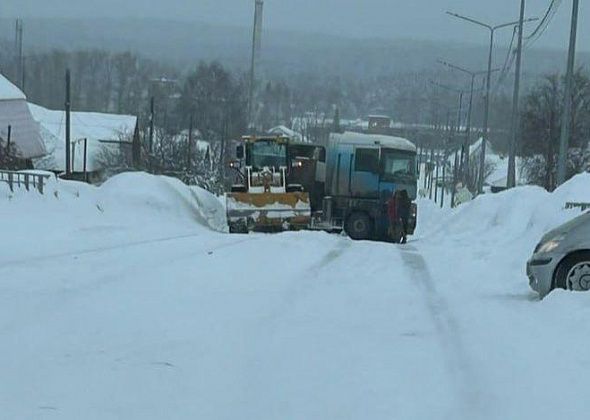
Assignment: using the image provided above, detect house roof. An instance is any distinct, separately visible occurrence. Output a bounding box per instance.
[0,73,26,101]
[29,103,137,143]
[268,125,305,141]
[29,103,137,173]
[0,74,46,159]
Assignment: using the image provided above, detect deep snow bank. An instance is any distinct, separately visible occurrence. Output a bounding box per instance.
[0,172,225,232]
[417,173,590,245]
[415,173,590,299]
[0,172,226,262]
[98,173,226,232]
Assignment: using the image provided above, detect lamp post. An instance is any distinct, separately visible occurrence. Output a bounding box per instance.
[429,80,466,146]
[557,0,580,186]
[446,12,538,194]
[437,59,500,185]
[507,0,527,188]
[430,81,465,205]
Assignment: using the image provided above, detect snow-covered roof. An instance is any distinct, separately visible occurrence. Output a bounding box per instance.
[268,125,305,142]
[175,130,211,153]
[0,73,26,101]
[29,103,137,143]
[30,103,137,172]
[0,74,46,159]
[331,132,416,153]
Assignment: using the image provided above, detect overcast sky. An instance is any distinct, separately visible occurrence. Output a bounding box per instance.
[1,0,588,50]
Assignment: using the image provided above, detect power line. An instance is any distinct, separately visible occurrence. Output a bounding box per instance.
[491,0,562,94]
[524,0,562,48]
[493,25,519,94]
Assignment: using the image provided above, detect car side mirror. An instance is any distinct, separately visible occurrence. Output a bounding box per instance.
[236,145,245,160]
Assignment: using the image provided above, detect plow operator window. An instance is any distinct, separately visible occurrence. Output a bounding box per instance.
[249,141,287,170]
[381,150,416,182]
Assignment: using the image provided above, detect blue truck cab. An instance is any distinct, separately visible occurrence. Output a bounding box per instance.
[318,132,418,241]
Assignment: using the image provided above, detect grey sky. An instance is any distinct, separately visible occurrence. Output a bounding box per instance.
[1,0,587,50]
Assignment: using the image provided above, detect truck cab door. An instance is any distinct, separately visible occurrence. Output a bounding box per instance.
[350,147,380,198]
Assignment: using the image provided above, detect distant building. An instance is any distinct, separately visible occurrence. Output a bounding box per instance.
[267,125,305,142]
[0,73,46,162]
[29,103,138,182]
[176,129,212,155]
[367,115,392,135]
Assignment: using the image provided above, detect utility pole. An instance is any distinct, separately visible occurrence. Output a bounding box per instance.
[65,69,72,176]
[149,97,155,156]
[446,12,538,194]
[248,0,264,133]
[21,57,26,92]
[187,114,194,171]
[83,138,88,183]
[451,150,459,208]
[437,59,500,185]
[14,19,24,89]
[557,0,580,186]
[508,0,526,188]
[428,148,434,200]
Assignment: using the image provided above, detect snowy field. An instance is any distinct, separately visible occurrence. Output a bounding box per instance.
[1,172,590,419]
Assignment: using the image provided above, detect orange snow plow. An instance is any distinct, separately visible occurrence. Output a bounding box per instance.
[226,136,314,233]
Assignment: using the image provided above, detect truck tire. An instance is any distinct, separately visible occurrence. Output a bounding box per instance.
[345,212,373,241]
[229,221,249,234]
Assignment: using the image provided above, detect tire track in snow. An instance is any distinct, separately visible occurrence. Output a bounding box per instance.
[263,237,353,323]
[399,244,492,419]
[0,234,260,335]
[0,232,258,270]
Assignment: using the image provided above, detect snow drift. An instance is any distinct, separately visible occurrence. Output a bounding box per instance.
[418,173,590,246]
[0,172,226,263]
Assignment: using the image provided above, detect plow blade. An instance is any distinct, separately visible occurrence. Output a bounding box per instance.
[226,192,311,232]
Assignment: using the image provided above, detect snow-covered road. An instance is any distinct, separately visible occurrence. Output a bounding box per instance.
[2,173,590,419]
[0,230,464,419]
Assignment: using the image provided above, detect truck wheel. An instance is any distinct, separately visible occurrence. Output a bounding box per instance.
[345,212,373,241]
[554,251,590,291]
[229,221,249,234]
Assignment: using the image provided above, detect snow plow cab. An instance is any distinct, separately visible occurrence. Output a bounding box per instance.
[226,136,324,233]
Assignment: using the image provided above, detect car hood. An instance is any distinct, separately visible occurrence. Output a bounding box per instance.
[541,211,590,243]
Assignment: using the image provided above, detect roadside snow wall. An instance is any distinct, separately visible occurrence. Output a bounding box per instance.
[417,173,590,246]
[0,172,227,262]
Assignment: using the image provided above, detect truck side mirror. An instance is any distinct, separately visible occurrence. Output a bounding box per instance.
[236,145,245,160]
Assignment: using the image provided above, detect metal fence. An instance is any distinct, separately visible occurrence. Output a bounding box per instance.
[565,202,590,212]
[0,170,52,194]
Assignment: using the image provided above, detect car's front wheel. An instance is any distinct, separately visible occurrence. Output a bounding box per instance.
[554,251,590,291]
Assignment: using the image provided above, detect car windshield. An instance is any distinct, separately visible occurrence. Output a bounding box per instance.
[381,149,416,181]
[249,141,287,170]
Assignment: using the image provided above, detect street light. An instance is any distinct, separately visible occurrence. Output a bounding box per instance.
[446,11,538,194]
[437,59,500,184]
[430,80,466,208]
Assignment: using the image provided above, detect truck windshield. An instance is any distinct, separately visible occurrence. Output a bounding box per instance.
[249,141,287,170]
[381,150,416,181]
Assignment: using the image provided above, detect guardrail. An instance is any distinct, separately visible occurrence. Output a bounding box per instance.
[565,202,590,212]
[0,170,52,194]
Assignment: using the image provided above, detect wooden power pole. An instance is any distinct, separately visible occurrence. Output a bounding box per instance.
[248,0,264,132]
[65,69,72,176]
[557,0,580,185]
